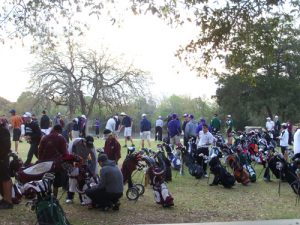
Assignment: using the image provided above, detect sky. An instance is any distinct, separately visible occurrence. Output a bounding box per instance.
[0,10,218,103]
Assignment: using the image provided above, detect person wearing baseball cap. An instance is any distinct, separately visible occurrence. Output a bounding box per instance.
[85,153,123,210]
[140,113,151,148]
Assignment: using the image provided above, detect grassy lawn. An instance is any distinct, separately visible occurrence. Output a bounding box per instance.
[1,138,300,225]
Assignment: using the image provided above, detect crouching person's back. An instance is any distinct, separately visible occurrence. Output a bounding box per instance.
[85,153,123,210]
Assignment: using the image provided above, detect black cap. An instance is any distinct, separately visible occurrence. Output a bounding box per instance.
[98,153,108,163]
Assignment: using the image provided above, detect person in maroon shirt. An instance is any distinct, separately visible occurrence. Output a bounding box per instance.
[38,124,68,197]
[103,129,121,164]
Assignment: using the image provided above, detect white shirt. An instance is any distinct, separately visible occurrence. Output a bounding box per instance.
[279,128,289,147]
[197,130,215,147]
[266,120,274,131]
[105,118,116,132]
[155,119,164,127]
[294,129,300,154]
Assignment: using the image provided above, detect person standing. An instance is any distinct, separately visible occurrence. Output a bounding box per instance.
[225,115,234,145]
[40,110,51,135]
[197,124,215,177]
[71,118,80,139]
[140,114,151,148]
[0,118,13,209]
[118,112,134,148]
[210,114,221,134]
[9,109,23,154]
[182,113,189,148]
[278,123,289,161]
[265,117,275,139]
[38,124,68,198]
[54,112,64,128]
[274,115,281,140]
[185,114,198,139]
[287,120,293,145]
[95,118,100,139]
[293,123,300,156]
[103,129,121,164]
[167,114,181,146]
[23,112,42,166]
[105,116,117,133]
[79,115,87,138]
[155,116,164,141]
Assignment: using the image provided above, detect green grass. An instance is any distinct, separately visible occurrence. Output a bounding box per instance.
[1,138,300,225]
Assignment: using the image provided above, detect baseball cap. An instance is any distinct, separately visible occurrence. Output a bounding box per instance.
[183,113,188,117]
[142,113,147,117]
[120,112,126,116]
[81,115,86,119]
[189,114,194,119]
[9,109,16,114]
[227,115,231,118]
[98,153,108,163]
[23,112,32,118]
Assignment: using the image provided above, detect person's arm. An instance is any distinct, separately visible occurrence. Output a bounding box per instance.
[97,168,106,190]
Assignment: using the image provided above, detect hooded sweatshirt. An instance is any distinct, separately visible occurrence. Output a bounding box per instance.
[185,119,198,138]
[97,160,124,194]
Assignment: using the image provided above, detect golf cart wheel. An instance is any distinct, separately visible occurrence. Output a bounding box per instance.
[134,183,145,196]
[126,187,139,201]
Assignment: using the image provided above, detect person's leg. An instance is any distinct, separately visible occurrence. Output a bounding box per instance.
[2,179,12,204]
[85,188,109,206]
[158,127,162,141]
[141,139,145,148]
[147,132,151,148]
[24,144,35,166]
[14,141,18,154]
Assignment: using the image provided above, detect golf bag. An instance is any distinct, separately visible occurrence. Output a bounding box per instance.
[226,154,250,185]
[209,156,235,188]
[142,155,174,207]
[162,143,181,171]
[24,173,71,225]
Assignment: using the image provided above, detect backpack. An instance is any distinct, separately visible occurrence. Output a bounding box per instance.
[35,195,71,225]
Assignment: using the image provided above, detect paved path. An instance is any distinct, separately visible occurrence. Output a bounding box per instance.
[144,219,300,225]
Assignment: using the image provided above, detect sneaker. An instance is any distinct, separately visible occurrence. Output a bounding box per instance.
[0,200,13,209]
[65,199,73,204]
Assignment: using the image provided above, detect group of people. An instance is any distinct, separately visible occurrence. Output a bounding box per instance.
[0,109,125,209]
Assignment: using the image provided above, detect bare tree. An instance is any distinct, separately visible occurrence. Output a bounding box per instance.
[29,43,149,119]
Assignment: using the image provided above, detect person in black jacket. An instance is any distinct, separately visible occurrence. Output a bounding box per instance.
[23,112,42,166]
[0,118,13,209]
[40,110,51,135]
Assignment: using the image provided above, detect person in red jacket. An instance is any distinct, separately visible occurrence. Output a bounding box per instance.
[103,129,121,164]
[38,124,68,197]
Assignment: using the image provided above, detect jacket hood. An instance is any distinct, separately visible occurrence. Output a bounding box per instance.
[102,159,116,167]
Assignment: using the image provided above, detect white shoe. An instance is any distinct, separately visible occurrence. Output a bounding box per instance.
[65,199,73,204]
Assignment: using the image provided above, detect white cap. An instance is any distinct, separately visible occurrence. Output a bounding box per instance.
[81,115,86,119]
[227,115,231,118]
[266,117,271,120]
[275,115,278,118]
[57,112,61,116]
[142,113,147,117]
[120,112,126,116]
[23,112,32,118]
[158,116,162,119]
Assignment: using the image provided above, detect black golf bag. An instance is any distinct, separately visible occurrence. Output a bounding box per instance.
[209,156,235,188]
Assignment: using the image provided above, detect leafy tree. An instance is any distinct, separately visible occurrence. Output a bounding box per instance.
[2,1,299,77]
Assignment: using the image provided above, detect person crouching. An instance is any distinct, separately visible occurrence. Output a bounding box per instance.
[85,153,123,210]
